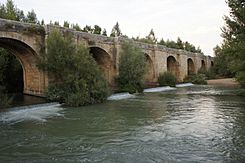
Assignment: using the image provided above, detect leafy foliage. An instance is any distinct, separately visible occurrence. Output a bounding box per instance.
[212,45,234,77]
[102,28,107,36]
[158,72,176,87]
[93,25,102,34]
[134,29,158,44]
[216,0,245,87]
[184,74,207,85]
[0,86,12,109]
[38,30,110,106]
[110,22,122,37]
[0,0,38,24]
[158,37,203,54]
[135,33,203,53]
[63,21,70,28]
[116,42,147,93]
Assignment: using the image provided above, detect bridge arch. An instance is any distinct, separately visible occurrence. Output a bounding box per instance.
[187,58,195,75]
[144,53,155,83]
[89,46,113,84]
[201,60,206,70]
[167,56,179,78]
[0,37,45,96]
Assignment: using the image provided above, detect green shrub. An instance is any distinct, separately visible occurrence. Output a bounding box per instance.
[0,86,12,109]
[39,30,110,107]
[158,72,176,87]
[116,41,147,93]
[236,71,245,88]
[184,74,207,85]
[198,68,216,80]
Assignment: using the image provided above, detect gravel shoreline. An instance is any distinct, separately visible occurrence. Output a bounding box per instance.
[207,78,239,86]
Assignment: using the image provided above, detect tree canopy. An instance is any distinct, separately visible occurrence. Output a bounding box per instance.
[215,0,245,87]
[110,22,122,37]
[38,30,110,106]
[0,0,38,24]
[116,41,147,93]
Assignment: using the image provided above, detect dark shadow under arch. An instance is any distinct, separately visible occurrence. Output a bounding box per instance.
[187,58,195,75]
[89,46,112,84]
[201,60,206,70]
[167,56,179,78]
[0,37,43,96]
[144,53,155,83]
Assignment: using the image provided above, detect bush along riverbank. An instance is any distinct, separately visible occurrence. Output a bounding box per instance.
[38,30,110,107]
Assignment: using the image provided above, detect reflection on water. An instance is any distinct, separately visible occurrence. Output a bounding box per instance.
[10,94,47,107]
[0,85,244,162]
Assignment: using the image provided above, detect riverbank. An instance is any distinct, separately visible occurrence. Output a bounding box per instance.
[207,78,239,87]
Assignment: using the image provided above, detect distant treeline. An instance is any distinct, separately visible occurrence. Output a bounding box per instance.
[0,0,203,54]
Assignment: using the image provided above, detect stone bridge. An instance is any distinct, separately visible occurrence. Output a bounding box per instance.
[0,18,214,96]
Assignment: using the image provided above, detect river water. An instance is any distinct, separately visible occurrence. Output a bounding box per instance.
[0,85,244,162]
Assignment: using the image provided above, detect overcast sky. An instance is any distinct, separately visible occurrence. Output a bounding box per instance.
[9,0,229,56]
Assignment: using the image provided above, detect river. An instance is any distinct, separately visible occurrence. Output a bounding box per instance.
[0,85,244,162]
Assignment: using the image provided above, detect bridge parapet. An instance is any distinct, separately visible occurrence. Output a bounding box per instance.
[117,36,206,58]
[45,25,115,45]
[0,18,45,36]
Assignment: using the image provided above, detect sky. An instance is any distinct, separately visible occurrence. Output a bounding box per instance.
[6,0,229,56]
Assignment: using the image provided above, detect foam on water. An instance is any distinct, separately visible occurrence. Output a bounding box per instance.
[176,83,194,88]
[143,86,176,93]
[107,93,136,100]
[0,103,63,124]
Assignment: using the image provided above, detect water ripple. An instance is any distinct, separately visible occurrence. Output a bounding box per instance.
[0,103,63,124]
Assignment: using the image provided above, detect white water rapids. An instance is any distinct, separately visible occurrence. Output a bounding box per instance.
[0,103,63,124]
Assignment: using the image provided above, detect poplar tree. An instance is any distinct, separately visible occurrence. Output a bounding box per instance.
[222,0,245,87]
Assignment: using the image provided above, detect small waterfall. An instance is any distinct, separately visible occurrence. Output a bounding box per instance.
[176,83,194,88]
[143,86,176,93]
[107,93,136,100]
[0,103,63,124]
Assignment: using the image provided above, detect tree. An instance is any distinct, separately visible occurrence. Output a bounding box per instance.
[221,0,245,87]
[176,37,184,49]
[212,45,233,77]
[146,29,157,44]
[41,19,45,25]
[158,38,166,45]
[110,22,122,37]
[38,30,110,106]
[0,0,38,24]
[165,39,178,49]
[54,21,60,26]
[72,23,82,31]
[184,41,196,52]
[5,0,16,20]
[82,25,93,33]
[93,25,102,34]
[16,9,25,22]
[63,21,70,28]
[26,9,37,24]
[116,41,147,93]
[102,28,107,36]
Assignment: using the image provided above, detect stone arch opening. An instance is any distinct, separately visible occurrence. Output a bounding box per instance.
[144,53,155,83]
[187,58,195,75]
[167,56,179,78]
[0,38,45,96]
[201,60,206,70]
[89,46,112,84]
[211,61,214,67]
[0,48,23,93]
